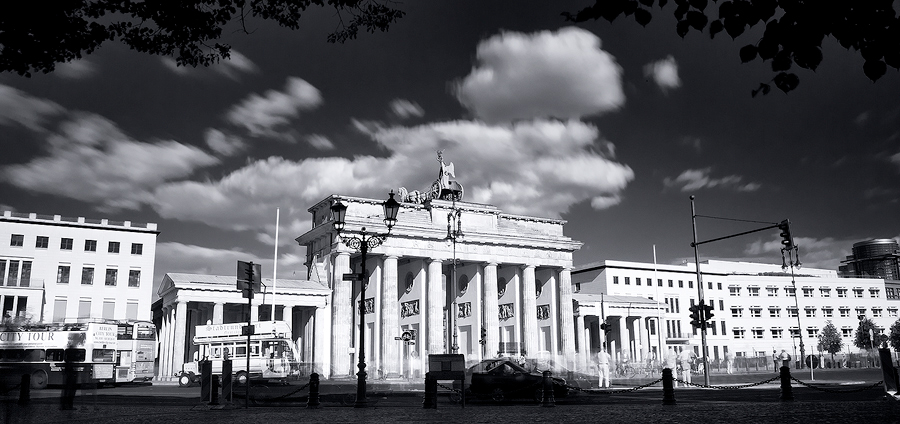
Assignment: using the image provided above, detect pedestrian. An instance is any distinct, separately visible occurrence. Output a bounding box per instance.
[724,351,735,374]
[778,349,791,368]
[60,344,78,410]
[772,350,778,370]
[597,346,612,388]
[678,348,694,384]
[664,348,679,387]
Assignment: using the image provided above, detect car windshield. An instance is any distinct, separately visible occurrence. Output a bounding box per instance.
[486,360,528,374]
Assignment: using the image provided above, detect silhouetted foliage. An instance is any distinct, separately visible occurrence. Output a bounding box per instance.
[853,317,880,350]
[563,1,900,95]
[0,0,405,77]
[816,320,842,366]
[890,319,900,351]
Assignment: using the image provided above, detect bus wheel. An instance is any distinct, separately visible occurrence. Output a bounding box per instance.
[235,371,249,386]
[178,373,194,387]
[31,369,49,390]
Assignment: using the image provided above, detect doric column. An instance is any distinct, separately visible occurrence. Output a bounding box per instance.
[172,301,188,377]
[283,305,293,325]
[427,258,444,355]
[575,313,586,372]
[332,251,352,377]
[213,303,224,325]
[522,265,538,357]
[483,263,500,358]
[557,268,576,369]
[618,315,630,362]
[381,256,400,377]
[314,304,333,379]
[636,317,646,363]
[159,306,171,380]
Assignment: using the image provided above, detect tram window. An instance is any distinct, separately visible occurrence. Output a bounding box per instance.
[46,349,65,361]
[66,348,86,362]
[24,349,45,362]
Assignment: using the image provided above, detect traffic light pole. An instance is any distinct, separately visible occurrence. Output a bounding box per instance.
[690,196,711,386]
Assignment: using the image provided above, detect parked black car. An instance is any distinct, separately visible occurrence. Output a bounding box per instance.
[466,358,568,402]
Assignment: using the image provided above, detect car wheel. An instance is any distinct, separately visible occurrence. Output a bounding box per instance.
[235,371,249,386]
[31,369,49,390]
[490,388,504,402]
[178,373,193,387]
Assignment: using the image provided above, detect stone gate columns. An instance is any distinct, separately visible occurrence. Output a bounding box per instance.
[483,263,500,358]
[212,303,223,325]
[172,301,188,377]
[427,259,444,355]
[575,312,586,372]
[618,315,630,361]
[522,265,538,356]
[381,256,400,376]
[558,268,576,368]
[636,317,646,363]
[159,306,171,380]
[332,251,352,376]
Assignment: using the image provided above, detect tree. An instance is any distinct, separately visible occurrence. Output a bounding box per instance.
[816,320,842,367]
[853,317,880,350]
[0,0,405,77]
[563,1,900,95]
[889,318,900,352]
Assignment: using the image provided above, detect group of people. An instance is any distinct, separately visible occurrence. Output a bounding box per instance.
[595,346,701,388]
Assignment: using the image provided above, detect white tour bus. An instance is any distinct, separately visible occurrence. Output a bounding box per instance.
[179,320,299,386]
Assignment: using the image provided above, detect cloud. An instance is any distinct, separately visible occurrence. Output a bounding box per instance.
[455,27,624,123]
[55,59,97,80]
[160,49,259,80]
[305,134,335,150]
[663,168,761,192]
[681,136,701,153]
[205,128,246,156]
[643,55,681,92]
[2,112,219,210]
[890,151,900,170]
[855,111,870,126]
[225,77,322,138]
[743,235,852,271]
[0,84,64,131]
[390,99,424,119]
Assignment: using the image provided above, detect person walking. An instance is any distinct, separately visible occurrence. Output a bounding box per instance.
[597,346,612,388]
[678,348,694,384]
[724,351,735,374]
[664,348,679,387]
[778,349,792,368]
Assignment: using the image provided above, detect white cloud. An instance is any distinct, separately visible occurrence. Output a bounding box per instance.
[2,113,219,210]
[390,99,424,119]
[890,151,900,170]
[305,134,335,150]
[55,59,97,80]
[225,77,322,137]
[643,55,681,92]
[455,27,624,123]
[160,49,259,80]
[663,168,760,192]
[205,128,246,156]
[0,84,64,131]
[743,235,852,271]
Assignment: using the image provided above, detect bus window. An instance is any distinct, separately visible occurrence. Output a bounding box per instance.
[46,349,65,361]
[24,349,45,362]
[1,349,25,361]
[211,347,221,358]
[251,345,260,356]
[136,327,155,340]
[235,346,246,356]
[66,348,86,362]
[93,349,115,363]
[117,325,134,340]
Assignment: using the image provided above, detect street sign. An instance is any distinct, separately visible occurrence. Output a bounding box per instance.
[237,261,262,293]
[401,331,412,341]
[241,325,255,336]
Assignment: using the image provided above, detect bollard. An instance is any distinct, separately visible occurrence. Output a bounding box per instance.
[541,371,555,407]
[306,373,321,409]
[210,375,220,406]
[662,368,676,405]
[422,372,437,409]
[18,374,30,406]
[779,366,794,401]
[222,360,233,403]
[200,360,212,402]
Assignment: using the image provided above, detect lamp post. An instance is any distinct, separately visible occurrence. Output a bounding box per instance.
[447,196,463,354]
[782,244,813,380]
[330,191,401,408]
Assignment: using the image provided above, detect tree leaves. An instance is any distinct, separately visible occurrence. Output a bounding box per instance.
[635,8,653,26]
[864,59,887,82]
[739,44,757,63]
[773,72,799,93]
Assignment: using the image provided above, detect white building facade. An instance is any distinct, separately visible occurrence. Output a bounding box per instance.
[573,259,896,366]
[0,211,158,323]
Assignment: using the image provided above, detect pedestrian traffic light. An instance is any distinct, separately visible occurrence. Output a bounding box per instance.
[701,303,715,328]
[689,304,701,328]
[778,220,794,249]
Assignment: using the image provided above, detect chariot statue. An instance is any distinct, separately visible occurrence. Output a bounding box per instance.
[397,150,464,203]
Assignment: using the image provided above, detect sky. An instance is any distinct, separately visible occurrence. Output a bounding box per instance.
[2,1,899,298]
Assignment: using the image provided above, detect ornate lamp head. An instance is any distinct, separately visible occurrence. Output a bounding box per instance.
[330,198,347,233]
[383,190,400,231]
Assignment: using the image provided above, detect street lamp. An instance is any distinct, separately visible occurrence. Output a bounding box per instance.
[782,244,813,380]
[447,192,463,354]
[331,190,400,408]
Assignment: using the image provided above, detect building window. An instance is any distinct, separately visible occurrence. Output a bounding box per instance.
[856,308,866,317]
[732,329,745,339]
[624,277,630,285]
[771,328,783,339]
[748,287,760,297]
[668,280,673,287]
[78,300,91,318]
[102,301,115,319]
[708,281,713,290]
[129,270,141,287]
[787,307,798,318]
[769,307,781,318]
[837,288,847,297]
[752,328,764,339]
[820,288,831,297]
[81,267,94,285]
[805,308,816,318]
[105,269,117,286]
[57,266,70,284]
[10,234,24,247]
[852,288,863,298]
[731,307,743,318]
[613,276,619,284]
[750,307,762,318]
[822,308,833,318]
[888,288,898,299]
[889,308,898,318]
[807,328,819,338]
[658,279,663,287]
[61,238,73,250]
[84,240,97,252]
[688,281,693,288]
[802,288,814,297]
[131,243,143,255]
[873,308,882,318]
[839,307,850,318]
[53,298,67,321]
[729,287,740,297]
[636,277,641,286]
[767,287,778,297]
[126,302,139,320]
[841,328,853,337]
[869,289,880,298]
[36,236,49,249]
[717,283,722,290]
[108,241,120,253]
[789,327,800,338]
[719,299,724,310]
[678,280,683,288]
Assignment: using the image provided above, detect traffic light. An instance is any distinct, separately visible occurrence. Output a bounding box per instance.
[479,327,487,345]
[689,304,701,328]
[701,303,715,328]
[600,320,611,333]
[778,220,794,249]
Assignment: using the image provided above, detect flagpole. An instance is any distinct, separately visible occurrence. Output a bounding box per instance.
[653,245,663,363]
[272,208,279,321]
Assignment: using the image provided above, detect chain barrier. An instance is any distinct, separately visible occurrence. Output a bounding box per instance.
[436,381,461,394]
[565,378,663,395]
[789,377,884,394]
[673,376,780,390]
[234,381,311,403]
